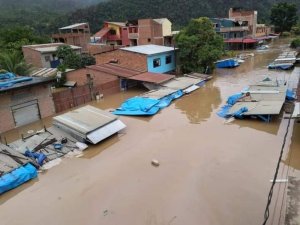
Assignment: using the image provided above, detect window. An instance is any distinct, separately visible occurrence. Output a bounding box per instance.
[166,55,172,64]
[148,38,151,43]
[45,56,51,62]
[153,58,161,68]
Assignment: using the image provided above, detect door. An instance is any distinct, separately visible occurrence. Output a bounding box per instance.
[11,100,41,127]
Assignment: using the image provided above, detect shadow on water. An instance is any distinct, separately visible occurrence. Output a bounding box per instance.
[0,178,39,205]
[229,115,282,135]
[283,122,300,170]
[175,80,222,124]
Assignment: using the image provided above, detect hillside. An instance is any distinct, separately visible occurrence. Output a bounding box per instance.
[63,0,300,33]
[0,0,105,34]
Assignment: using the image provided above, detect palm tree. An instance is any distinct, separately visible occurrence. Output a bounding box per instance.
[0,51,32,75]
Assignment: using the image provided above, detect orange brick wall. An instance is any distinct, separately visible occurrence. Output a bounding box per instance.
[95,50,147,72]
[0,84,55,133]
[138,19,163,45]
[22,47,43,68]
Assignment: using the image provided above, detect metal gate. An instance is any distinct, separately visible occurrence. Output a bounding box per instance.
[11,100,41,127]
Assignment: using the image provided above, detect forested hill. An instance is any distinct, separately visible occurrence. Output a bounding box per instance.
[0,0,105,34]
[0,0,299,35]
[63,0,300,33]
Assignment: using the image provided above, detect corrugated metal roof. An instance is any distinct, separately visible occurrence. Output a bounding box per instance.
[53,105,118,134]
[31,68,57,77]
[121,44,177,55]
[129,72,175,84]
[87,64,142,78]
[141,87,178,99]
[59,23,88,30]
[162,77,204,90]
[229,82,287,115]
[53,105,126,144]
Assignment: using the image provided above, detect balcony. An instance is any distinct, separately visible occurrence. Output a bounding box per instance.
[220,26,249,32]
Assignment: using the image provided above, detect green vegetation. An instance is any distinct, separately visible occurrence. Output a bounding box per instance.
[57,45,96,70]
[291,23,300,35]
[175,17,224,74]
[0,26,50,54]
[0,51,32,75]
[290,38,300,48]
[270,2,298,34]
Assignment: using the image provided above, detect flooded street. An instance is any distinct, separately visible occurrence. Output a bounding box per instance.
[1,38,300,225]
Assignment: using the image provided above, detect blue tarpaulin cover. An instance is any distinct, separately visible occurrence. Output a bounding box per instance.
[286,89,296,101]
[0,163,37,194]
[113,90,183,116]
[217,93,247,118]
[0,72,33,89]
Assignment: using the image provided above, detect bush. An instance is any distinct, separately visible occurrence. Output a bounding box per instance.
[290,38,300,48]
[291,24,300,35]
[281,32,291,37]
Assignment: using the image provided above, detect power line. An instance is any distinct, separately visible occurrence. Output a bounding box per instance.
[262,114,293,225]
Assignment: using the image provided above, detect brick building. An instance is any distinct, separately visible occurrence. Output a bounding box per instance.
[22,43,82,68]
[93,18,173,47]
[95,45,176,74]
[0,76,55,133]
[52,23,91,52]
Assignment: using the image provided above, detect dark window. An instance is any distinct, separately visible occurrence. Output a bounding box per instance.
[153,58,161,68]
[45,56,51,62]
[166,55,172,64]
[148,38,151,42]
[109,29,116,35]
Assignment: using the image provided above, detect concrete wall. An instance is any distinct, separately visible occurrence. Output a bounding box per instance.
[22,47,43,68]
[147,51,175,73]
[161,20,172,37]
[0,84,55,133]
[95,50,147,72]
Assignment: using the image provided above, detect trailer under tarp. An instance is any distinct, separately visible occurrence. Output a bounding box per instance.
[53,105,126,144]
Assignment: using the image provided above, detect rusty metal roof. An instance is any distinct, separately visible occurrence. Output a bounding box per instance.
[129,72,175,84]
[87,64,142,78]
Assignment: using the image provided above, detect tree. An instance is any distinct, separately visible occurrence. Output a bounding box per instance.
[175,17,224,74]
[270,3,298,33]
[290,38,300,49]
[0,51,32,75]
[56,45,96,70]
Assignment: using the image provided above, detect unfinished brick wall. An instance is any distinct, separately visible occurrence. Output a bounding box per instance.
[0,84,55,133]
[138,19,163,45]
[95,50,147,72]
[22,47,43,68]
[66,68,120,88]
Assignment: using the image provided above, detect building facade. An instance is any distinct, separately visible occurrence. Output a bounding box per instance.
[93,18,173,47]
[22,43,82,68]
[52,23,91,52]
[0,77,55,133]
[95,45,176,74]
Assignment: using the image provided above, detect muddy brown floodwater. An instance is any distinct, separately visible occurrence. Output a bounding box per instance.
[0,38,300,225]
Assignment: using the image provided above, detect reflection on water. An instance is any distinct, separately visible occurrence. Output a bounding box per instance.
[283,122,300,170]
[230,116,281,135]
[175,80,221,124]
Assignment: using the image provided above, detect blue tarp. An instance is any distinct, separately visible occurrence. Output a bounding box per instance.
[227,93,243,105]
[217,93,245,118]
[113,90,183,116]
[230,107,248,119]
[0,163,37,194]
[286,89,296,101]
[0,72,15,80]
[0,72,33,89]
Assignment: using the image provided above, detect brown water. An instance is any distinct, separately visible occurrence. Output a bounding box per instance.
[0,38,300,225]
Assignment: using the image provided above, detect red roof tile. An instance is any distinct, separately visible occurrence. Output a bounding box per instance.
[87,64,142,78]
[129,72,175,84]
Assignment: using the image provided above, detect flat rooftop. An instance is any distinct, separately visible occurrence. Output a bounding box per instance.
[23,43,82,53]
[121,45,177,55]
